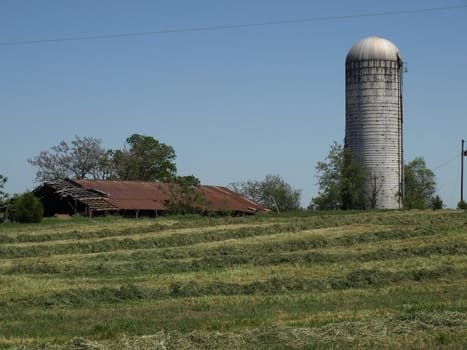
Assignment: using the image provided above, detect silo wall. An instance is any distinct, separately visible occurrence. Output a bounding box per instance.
[345,58,403,209]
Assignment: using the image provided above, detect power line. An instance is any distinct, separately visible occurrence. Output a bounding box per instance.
[1,4,466,47]
[432,154,460,171]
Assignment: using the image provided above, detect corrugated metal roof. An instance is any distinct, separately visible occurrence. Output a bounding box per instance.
[76,180,168,210]
[346,36,401,63]
[73,179,269,213]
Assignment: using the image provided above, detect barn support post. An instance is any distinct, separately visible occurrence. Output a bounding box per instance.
[65,198,76,213]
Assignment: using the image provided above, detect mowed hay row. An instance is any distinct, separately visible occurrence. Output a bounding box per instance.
[0,210,466,349]
[0,216,457,261]
[0,209,462,245]
[2,224,465,280]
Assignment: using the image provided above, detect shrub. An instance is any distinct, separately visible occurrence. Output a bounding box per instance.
[430,195,444,210]
[13,192,44,223]
[457,200,467,210]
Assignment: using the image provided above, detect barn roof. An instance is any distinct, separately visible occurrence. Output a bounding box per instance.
[35,179,269,215]
[34,180,120,212]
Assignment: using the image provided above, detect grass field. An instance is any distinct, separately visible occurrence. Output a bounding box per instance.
[0,210,466,349]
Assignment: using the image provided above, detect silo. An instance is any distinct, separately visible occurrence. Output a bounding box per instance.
[345,36,404,209]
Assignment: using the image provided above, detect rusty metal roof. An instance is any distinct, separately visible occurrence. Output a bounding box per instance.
[73,179,269,213]
[75,180,168,211]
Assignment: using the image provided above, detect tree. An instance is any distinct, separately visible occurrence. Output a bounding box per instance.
[403,157,437,209]
[28,136,112,182]
[28,134,179,183]
[11,192,44,223]
[341,148,370,210]
[311,142,343,210]
[71,137,115,180]
[165,175,208,214]
[311,142,369,210]
[0,174,7,205]
[430,195,444,210]
[230,174,301,212]
[173,175,201,187]
[113,134,177,182]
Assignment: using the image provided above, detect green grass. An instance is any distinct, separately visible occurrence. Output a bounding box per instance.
[0,210,466,349]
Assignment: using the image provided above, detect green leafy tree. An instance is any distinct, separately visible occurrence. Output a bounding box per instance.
[312,142,369,210]
[430,195,444,210]
[28,136,112,182]
[341,149,370,210]
[113,134,177,182]
[11,192,44,223]
[173,175,201,187]
[165,175,208,214]
[230,174,301,212]
[403,157,437,209]
[311,142,344,210]
[458,200,467,210]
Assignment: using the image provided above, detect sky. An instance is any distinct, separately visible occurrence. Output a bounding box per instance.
[1,0,466,208]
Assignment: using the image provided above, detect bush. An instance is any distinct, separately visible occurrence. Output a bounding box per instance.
[457,200,467,210]
[13,192,44,223]
[430,195,444,210]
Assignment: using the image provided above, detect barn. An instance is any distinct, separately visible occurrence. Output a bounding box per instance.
[34,179,269,217]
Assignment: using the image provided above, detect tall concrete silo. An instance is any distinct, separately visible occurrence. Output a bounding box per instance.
[345,36,404,209]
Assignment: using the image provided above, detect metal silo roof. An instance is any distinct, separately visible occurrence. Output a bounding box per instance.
[346,36,401,63]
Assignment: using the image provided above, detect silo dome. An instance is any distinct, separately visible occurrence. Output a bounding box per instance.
[346,36,401,63]
[345,36,404,209]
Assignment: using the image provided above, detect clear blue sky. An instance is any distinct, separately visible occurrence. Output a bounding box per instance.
[1,0,466,208]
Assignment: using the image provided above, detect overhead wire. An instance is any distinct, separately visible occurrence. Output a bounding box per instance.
[0,4,466,46]
[432,154,460,171]
[429,153,461,205]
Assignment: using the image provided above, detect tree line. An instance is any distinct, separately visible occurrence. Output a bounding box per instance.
[1,135,461,223]
[24,134,302,212]
[27,134,178,183]
[310,142,445,210]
